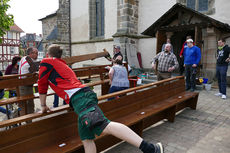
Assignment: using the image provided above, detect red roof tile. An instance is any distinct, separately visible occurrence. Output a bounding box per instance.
[10,24,24,33]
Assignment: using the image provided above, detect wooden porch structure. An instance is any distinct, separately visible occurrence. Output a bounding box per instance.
[142,3,230,80]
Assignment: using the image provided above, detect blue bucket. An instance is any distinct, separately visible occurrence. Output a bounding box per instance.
[203,78,208,84]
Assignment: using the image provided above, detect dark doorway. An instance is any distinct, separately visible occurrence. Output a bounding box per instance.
[170,30,195,74]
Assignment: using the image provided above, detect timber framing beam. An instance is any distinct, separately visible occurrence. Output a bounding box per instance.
[159,22,208,32]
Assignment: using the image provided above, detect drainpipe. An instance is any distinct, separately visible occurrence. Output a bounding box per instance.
[69,0,72,57]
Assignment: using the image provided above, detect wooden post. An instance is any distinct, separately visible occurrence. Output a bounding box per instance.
[195,26,203,75]
[156,30,167,54]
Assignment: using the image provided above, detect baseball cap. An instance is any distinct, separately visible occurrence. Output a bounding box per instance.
[114,45,120,49]
[187,39,193,43]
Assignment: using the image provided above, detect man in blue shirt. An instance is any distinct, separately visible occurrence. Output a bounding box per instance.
[183,39,201,92]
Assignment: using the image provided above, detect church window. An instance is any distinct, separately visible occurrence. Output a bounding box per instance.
[89,0,104,39]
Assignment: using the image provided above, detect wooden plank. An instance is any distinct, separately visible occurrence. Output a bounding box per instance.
[0,74,38,89]
[0,105,70,128]
[98,76,184,100]
[62,50,110,65]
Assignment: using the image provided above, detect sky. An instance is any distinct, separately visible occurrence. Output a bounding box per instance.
[7,0,59,36]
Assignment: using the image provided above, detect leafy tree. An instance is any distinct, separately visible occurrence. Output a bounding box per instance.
[0,0,14,43]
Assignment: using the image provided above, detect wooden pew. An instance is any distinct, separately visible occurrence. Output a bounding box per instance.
[0,76,199,153]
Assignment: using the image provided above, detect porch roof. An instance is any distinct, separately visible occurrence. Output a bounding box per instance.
[142,3,230,37]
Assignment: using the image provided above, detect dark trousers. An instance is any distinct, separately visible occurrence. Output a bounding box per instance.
[53,94,66,107]
[185,65,197,90]
[108,86,129,101]
[216,65,228,95]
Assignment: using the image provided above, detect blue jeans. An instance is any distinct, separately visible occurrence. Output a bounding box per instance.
[0,107,11,115]
[216,65,228,95]
[185,65,197,90]
[0,91,11,115]
[53,94,66,107]
[108,86,129,101]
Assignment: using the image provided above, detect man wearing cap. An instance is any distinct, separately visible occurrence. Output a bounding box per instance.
[113,45,123,62]
[183,39,201,92]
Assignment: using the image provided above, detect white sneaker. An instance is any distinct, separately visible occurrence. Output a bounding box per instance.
[156,142,164,153]
[215,93,222,97]
[221,95,227,99]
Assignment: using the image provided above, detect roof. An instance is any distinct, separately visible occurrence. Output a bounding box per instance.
[46,26,58,40]
[21,33,42,41]
[142,3,230,37]
[39,12,57,21]
[10,24,24,33]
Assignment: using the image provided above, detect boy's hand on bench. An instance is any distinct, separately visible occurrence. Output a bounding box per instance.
[41,105,51,113]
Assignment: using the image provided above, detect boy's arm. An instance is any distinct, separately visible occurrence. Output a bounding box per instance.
[39,94,51,113]
[109,68,114,84]
[38,60,52,113]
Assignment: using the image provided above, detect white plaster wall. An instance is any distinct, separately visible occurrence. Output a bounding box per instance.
[138,0,176,34]
[71,41,114,68]
[104,0,117,39]
[138,38,156,69]
[71,0,89,42]
[138,0,176,69]
[209,0,230,25]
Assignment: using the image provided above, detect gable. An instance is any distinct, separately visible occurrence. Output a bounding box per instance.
[142,3,230,37]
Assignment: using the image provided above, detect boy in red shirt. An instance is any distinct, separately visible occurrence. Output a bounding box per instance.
[38,44,164,153]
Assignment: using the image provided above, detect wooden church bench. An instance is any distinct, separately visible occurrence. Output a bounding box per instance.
[0,76,199,153]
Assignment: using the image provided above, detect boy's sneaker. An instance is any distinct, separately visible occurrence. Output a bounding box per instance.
[155,142,164,153]
[215,93,222,97]
[221,95,226,99]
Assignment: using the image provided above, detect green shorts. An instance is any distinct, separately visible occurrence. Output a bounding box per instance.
[70,88,110,140]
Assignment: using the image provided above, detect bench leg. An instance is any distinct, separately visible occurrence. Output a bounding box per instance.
[189,95,198,110]
[165,106,176,122]
[101,82,110,95]
[130,120,143,137]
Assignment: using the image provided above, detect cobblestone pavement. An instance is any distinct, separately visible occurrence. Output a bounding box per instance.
[104,88,230,153]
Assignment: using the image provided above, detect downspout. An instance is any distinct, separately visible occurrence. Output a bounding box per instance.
[69,0,72,57]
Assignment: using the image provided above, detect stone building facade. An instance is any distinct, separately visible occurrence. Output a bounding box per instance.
[41,0,230,80]
[39,0,70,57]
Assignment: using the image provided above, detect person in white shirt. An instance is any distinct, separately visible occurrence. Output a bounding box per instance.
[18,47,38,119]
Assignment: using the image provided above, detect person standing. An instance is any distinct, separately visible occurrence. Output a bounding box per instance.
[108,55,129,100]
[5,56,21,97]
[183,39,201,92]
[215,38,230,99]
[18,47,38,117]
[152,43,179,81]
[38,44,164,153]
[161,38,173,53]
[179,36,194,75]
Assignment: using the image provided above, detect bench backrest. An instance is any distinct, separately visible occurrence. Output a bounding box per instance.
[0,111,78,153]
[100,77,185,120]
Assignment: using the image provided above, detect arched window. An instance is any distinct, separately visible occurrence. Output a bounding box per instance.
[89,0,104,39]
